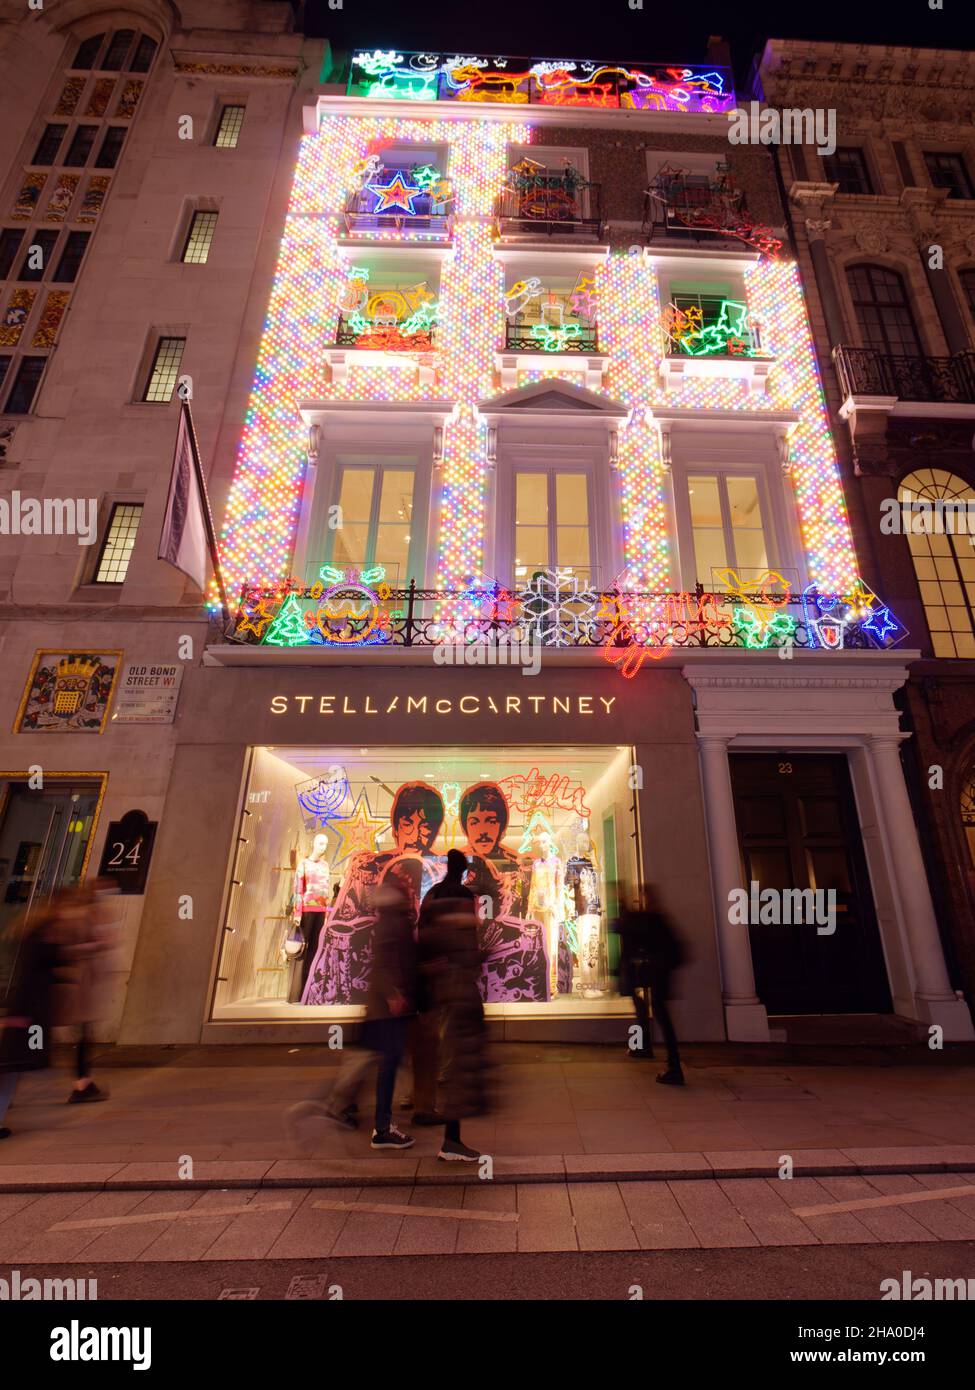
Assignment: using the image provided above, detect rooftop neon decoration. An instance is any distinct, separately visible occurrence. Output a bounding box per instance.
[347,50,735,112]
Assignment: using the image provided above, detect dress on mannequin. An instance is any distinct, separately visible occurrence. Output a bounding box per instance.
[527,837,565,998]
[290,845,331,1003]
[565,846,602,996]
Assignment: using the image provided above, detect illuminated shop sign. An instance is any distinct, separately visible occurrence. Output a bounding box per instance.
[347,49,735,113]
[270,693,618,716]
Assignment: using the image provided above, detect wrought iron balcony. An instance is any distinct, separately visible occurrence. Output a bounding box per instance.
[223,579,906,656]
[495,183,602,240]
[334,314,436,352]
[504,321,599,353]
[341,202,453,242]
[833,345,975,404]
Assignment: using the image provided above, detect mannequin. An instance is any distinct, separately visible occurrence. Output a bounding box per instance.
[526,825,565,998]
[564,829,603,997]
[290,833,331,1003]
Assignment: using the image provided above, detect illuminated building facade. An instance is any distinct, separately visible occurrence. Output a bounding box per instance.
[1,11,971,1045]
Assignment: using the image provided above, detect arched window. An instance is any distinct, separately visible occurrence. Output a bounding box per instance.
[847,264,923,357]
[900,468,975,657]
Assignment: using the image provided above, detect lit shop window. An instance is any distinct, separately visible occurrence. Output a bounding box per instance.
[94,502,143,583]
[514,470,592,582]
[181,211,218,264]
[142,336,185,402]
[213,744,639,1020]
[687,473,770,587]
[323,462,416,584]
[902,468,975,658]
[214,105,245,149]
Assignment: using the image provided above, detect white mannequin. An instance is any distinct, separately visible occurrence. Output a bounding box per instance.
[527,826,565,997]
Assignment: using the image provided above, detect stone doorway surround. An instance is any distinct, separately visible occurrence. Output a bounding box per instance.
[681,649,975,1044]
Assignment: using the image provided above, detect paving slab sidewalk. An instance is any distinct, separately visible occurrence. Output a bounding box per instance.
[1,1042,973,1191]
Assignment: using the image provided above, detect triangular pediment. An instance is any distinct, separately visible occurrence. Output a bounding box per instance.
[478,379,628,417]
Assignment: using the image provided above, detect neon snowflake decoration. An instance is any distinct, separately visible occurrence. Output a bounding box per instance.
[516,568,598,646]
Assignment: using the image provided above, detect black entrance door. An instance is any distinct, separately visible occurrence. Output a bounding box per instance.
[729,753,892,1015]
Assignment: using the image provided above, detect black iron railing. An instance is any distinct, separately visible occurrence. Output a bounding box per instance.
[504,322,599,353]
[834,345,975,404]
[333,314,436,351]
[341,204,454,241]
[223,580,902,653]
[495,183,602,239]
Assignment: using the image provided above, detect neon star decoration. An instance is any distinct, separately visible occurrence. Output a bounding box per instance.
[666,299,756,357]
[332,791,386,864]
[367,170,423,214]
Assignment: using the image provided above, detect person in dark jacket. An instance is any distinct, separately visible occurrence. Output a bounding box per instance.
[418,849,488,1161]
[613,885,687,1086]
[320,875,418,1149]
[0,901,65,1138]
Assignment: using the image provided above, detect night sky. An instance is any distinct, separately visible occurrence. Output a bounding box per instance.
[301,0,970,85]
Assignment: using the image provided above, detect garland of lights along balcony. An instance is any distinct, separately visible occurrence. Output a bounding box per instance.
[213,103,870,653]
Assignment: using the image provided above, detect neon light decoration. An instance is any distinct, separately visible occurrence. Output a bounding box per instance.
[366,170,423,214]
[665,299,757,356]
[331,791,387,864]
[498,767,591,819]
[347,50,735,112]
[216,109,859,623]
[801,578,907,650]
[295,767,350,828]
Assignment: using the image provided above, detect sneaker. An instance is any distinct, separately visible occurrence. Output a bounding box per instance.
[68,1083,109,1104]
[0,1128,11,1140]
[656,1069,685,1087]
[370,1126,414,1149]
[411,1110,446,1127]
[438,1139,480,1162]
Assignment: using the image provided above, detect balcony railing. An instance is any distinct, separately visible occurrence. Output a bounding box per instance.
[223,580,905,654]
[504,321,599,353]
[342,199,453,242]
[495,183,602,240]
[334,314,436,352]
[833,345,975,404]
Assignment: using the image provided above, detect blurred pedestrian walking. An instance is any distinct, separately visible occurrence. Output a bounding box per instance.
[613,885,687,1086]
[0,893,71,1138]
[59,880,120,1104]
[291,876,418,1150]
[418,849,489,1162]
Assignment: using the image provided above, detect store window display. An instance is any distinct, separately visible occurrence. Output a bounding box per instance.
[213,745,637,1021]
[288,832,332,1002]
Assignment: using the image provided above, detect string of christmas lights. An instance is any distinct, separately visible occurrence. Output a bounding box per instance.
[215,108,858,613]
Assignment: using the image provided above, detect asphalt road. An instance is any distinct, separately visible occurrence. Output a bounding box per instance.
[15,1240,975,1300]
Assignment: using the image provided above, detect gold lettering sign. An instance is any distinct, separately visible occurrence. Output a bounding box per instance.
[270,694,617,717]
